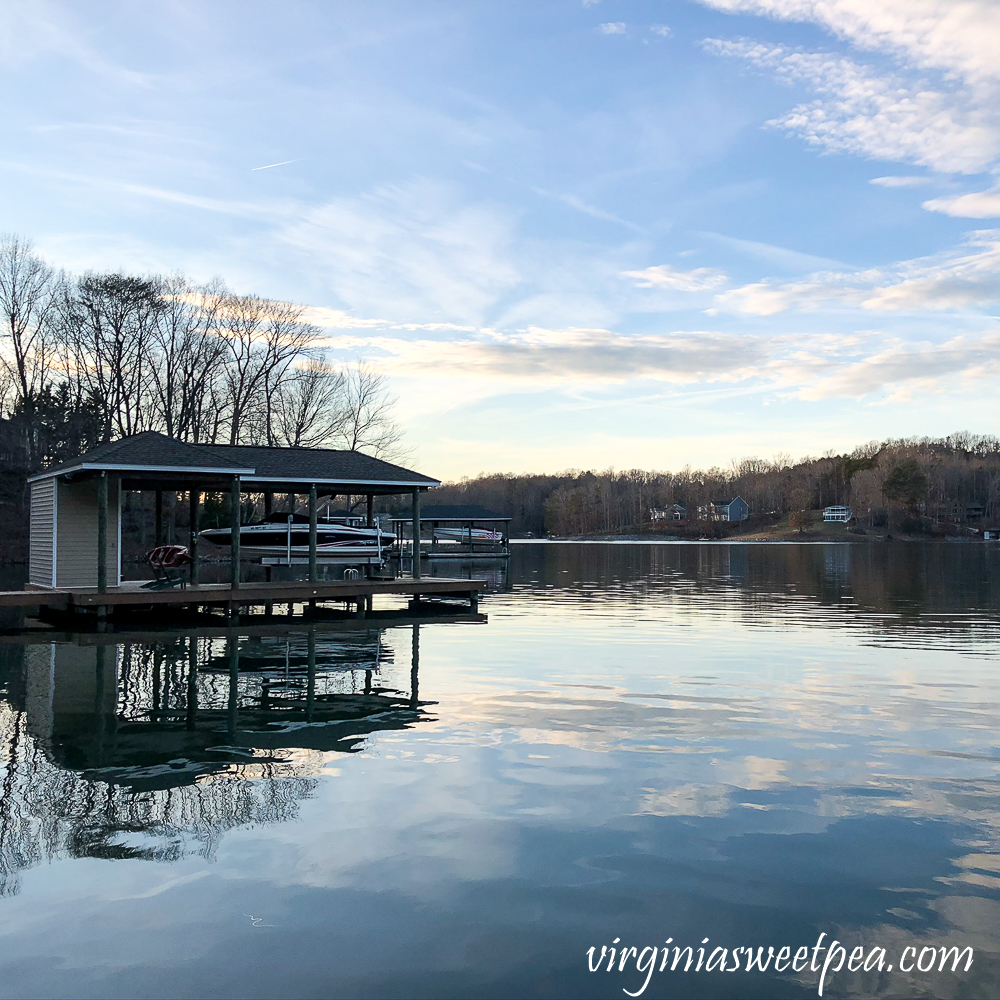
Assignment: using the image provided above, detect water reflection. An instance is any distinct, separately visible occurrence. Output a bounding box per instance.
[508,541,1000,652]
[0,543,999,999]
[0,624,427,896]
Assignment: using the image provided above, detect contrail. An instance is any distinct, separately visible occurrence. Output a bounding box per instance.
[251,158,300,171]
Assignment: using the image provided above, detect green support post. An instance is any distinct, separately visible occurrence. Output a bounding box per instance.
[309,483,318,582]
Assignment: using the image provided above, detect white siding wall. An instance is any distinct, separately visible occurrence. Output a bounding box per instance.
[55,478,121,588]
[28,480,56,588]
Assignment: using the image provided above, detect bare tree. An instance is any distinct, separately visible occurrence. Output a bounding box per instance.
[272,359,347,448]
[0,234,57,406]
[338,362,403,459]
[147,275,229,441]
[64,273,163,440]
[216,294,319,445]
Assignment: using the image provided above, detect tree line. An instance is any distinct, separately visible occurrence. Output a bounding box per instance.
[428,433,1000,536]
[0,233,401,486]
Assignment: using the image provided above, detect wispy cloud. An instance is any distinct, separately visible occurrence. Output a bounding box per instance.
[696,0,1000,87]
[699,231,844,272]
[273,179,522,327]
[533,188,642,232]
[623,264,728,292]
[320,318,1000,406]
[869,175,932,188]
[705,38,1000,174]
[0,2,158,88]
[598,22,626,35]
[715,229,1000,315]
[791,331,1000,400]
[324,325,764,385]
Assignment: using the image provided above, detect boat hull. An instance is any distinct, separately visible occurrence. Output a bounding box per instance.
[433,527,504,543]
[200,522,395,560]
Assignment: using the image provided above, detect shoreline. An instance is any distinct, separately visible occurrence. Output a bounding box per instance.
[515,533,990,545]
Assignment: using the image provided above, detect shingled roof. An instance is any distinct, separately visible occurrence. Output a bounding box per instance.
[29,431,439,491]
[390,504,510,521]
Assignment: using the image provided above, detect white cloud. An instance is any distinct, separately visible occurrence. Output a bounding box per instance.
[598,22,626,35]
[705,39,1000,174]
[791,331,1000,400]
[869,176,933,188]
[623,264,728,292]
[923,187,1000,219]
[323,318,1000,406]
[649,25,673,38]
[324,326,763,385]
[696,0,1000,87]
[715,229,1000,314]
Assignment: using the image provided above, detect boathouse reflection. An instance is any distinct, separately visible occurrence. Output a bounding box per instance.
[0,624,428,895]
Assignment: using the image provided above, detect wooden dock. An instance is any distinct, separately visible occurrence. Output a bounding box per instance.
[0,576,485,619]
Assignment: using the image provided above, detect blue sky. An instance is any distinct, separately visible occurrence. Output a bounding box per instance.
[2,0,999,478]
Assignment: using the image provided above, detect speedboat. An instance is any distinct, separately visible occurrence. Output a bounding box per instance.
[432,526,504,543]
[200,513,396,560]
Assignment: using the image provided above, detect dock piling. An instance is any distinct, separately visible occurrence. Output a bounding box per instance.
[189,490,200,585]
[309,484,318,582]
[230,476,241,591]
[411,489,422,579]
[97,471,109,594]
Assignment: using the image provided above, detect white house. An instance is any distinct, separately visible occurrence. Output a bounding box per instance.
[822,505,852,522]
[650,504,687,521]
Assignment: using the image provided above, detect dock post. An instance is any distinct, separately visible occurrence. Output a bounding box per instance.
[230,475,241,592]
[309,483,318,583]
[189,490,200,585]
[97,471,109,594]
[366,494,374,527]
[411,489,422,580]
[264,491,273,516]
[155,489,164,547]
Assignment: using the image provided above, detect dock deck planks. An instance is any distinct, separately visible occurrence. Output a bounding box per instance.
[0,577,484,611]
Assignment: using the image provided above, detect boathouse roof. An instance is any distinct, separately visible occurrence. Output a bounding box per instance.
[28,431,439,493]
[389,504,510,522]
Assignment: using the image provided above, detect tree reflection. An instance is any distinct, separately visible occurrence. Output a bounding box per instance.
[0,624,426,895]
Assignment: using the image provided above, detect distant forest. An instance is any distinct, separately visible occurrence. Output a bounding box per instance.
[427,433,1000,537]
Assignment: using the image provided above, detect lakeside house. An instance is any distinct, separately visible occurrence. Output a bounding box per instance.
[934,500,987,521]
[823,505,853,522]
[650,504,687,521]
[696,496,750,522]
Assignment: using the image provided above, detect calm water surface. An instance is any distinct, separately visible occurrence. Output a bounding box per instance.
[1,542,999,999]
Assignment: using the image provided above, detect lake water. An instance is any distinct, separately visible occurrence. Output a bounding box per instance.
[1,542,999,999]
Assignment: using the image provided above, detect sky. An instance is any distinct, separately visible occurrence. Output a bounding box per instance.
[2,0,999,480]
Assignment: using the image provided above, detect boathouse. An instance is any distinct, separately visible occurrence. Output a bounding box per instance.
[389,504,511,557]
[26,431,439,592]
